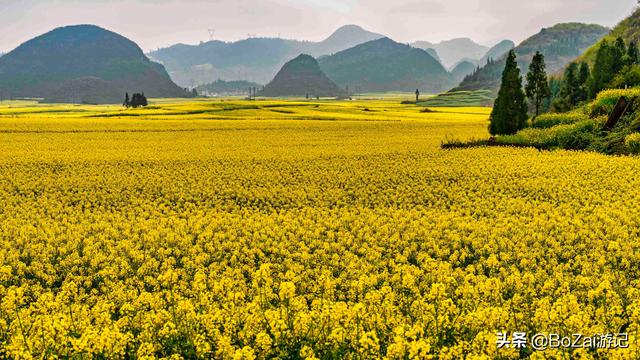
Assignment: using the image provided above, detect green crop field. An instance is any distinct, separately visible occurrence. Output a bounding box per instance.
[418,90,495,107]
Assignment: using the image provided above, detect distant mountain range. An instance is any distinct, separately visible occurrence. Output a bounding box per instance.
[310,25,384,57]
[260,54,344,98]
[0,25,187,103]
[0,21,613,103]
[446,42,515,84]
[453,23,610,94]
[148,25,384,86]
[318,37,453,93]
[149,26,515,91]
[411,38,489,68]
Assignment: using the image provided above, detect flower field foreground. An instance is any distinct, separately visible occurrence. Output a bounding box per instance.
[1,100,640,359]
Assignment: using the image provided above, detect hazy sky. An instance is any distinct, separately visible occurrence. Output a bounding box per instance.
[0,0,636,53]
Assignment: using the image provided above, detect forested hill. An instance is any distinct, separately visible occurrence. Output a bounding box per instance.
[318,37,453,93]
[260,54,344,98]
[0,24,187,103]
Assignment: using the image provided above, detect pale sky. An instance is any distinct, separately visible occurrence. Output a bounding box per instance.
[0,0,635,53]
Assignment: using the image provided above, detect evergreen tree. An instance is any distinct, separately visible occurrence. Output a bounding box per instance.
[577,62,590,102]
[130,93,148,108]
[627,41,639,65]
[590,39,614,98]
[489,50,528,135]
[525,51,551,117]
[545,77,563,112]
[561,63,581,105]
[123,92,130,108]
[613,37,627,74]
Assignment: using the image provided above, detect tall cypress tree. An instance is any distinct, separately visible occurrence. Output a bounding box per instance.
[489,50,528,135]
[561,63,581,105]
[525,51,551,117]
[590,39,614,98]
[577,62,590,102]
[627,41,639,65]
[613,37,627,74]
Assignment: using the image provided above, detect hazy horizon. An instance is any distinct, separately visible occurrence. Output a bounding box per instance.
[0,0,636,53]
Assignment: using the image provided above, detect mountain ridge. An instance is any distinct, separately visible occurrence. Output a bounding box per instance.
[148,25,383,86]
[412,38,489,68]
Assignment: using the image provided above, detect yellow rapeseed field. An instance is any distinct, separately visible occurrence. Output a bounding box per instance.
[1,99,640,359]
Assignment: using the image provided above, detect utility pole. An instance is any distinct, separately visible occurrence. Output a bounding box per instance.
[208,29,216,41]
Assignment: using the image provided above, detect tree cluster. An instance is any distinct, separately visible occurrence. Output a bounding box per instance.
[551,37,640,112]
[550,62,590,112]
[459,57,504,89]
[123,92,148,108]
[590,37,639,96]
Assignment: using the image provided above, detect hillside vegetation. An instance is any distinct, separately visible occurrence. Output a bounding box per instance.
[494,89,640,154]
[450,61,477,84]
[454,23,609,94]
[579,8,640,65]
[419,90,494,107]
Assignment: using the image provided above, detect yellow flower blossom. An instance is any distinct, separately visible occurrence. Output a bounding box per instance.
[0,100,638,358]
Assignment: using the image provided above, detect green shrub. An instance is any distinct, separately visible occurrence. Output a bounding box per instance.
[610,65,640,89]
[532,113,589,129]
[555,120,597,150]
[497,120,597,149]
[625,132,640,154]
[550,97,573,113]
